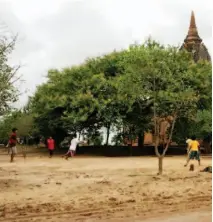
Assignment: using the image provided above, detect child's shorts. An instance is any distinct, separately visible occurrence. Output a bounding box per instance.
[189,151,200,160]
[9,146,17,155]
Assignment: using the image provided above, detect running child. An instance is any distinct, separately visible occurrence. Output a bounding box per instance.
[47,136,55,158]
[184,135,201,167]
[63,134,85,160]
[8,128,18,163]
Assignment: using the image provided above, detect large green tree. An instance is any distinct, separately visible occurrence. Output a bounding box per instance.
[30,54,128,145]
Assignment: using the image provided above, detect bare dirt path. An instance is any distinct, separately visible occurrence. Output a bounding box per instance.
[138,211,211,222]
[0,154,211,221]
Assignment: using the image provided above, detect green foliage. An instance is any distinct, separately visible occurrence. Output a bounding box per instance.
[0,29,21,140]
[0,111,18,139]
[111,133,124,146]
[118,39,211,123]
[173,109,212,143]
[29,38,211,150]
[0,110,34,139]
[87,131,103,146]
[30,54,128,144]
[0,34,20,115]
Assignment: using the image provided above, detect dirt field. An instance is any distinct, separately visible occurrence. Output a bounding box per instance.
[0,151,212,222]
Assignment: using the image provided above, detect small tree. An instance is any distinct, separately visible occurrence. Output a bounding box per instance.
[152,88,197,175]
[118,39,211,174]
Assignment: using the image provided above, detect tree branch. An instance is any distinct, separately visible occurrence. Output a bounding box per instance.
[162,114,177,156]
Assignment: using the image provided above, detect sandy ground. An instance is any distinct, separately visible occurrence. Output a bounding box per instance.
[0,151,212,222]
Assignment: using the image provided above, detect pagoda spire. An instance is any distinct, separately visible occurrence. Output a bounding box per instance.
[189,11,196,29]
[184,11,202,43]
[181,10,211,62]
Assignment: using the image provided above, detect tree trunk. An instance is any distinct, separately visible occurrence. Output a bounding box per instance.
[138,131,144,148]
[158,156,163,175]
[162,116,177,156]
[105,124,110,146]
[203,141,211,154]
[154,136,160,157]
[130,143,133,156]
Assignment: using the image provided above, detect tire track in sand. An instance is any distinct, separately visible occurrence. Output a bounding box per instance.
[0,194,211,222]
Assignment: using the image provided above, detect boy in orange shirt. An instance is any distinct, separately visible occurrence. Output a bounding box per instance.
[47,136,55,158]
[7,128,18,162]
[184,135,201,167]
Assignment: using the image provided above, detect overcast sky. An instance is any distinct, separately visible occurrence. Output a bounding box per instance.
[0,0,212,107]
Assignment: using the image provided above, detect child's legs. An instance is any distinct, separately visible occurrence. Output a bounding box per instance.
[184,158,190,166]
[64,150,70,156]
[71,150,75,157]
[10,153,14,162]
[185,151,193,166]
[185,154,190,164]
[65,150,71,159]
[49,150,54,157]
[22,146,26,157]
[196,151,201,165]
[10,147,17,162]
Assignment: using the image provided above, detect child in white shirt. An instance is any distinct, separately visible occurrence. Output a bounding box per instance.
[63,134,85,160]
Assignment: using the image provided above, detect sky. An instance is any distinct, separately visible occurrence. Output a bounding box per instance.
[0,0,212,107]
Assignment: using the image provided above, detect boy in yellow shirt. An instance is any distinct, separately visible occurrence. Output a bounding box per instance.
[184,135,200,167]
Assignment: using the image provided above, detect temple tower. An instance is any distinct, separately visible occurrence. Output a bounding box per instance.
[180,11,211,62]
